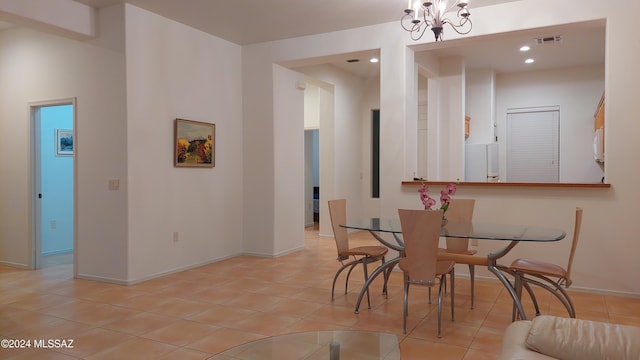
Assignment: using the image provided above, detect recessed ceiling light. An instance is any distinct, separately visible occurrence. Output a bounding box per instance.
[369,57,379,63]
[525,58,535,64]
[520,45,531,52]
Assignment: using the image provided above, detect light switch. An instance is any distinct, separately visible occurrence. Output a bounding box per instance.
[108,179,120,191]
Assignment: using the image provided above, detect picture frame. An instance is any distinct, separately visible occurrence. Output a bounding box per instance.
[56,129,73,156]
[174,118,215,168]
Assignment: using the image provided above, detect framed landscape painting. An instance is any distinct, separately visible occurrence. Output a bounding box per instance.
[174,119,215,168]
[56,129,73,156]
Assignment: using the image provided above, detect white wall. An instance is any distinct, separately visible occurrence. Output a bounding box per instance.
[360,76,381,220]
[496,64,605,183]
[0,6,128,279]
[417,74,428,178]
[273,65,305,255]
[432,56,466,181]
[242,0,640,295]
[0,3,245,283]
[124,5,244,280]
[3,0,640,295]
[466,69,496,144]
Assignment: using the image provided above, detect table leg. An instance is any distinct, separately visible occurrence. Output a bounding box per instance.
[486,240,527,320]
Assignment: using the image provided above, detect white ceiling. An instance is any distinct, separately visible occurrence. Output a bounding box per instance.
[72,0,518,46]
[416,20,605,74]
[3,1,605,79]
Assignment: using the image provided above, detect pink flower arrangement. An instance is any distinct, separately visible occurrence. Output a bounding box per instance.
[418,183,457,214]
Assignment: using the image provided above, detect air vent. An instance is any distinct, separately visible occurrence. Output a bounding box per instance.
[346,59,360,63]
[535,35,562,45]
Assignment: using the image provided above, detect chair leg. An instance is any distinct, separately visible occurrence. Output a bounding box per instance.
[468,264,475,309]
[344,261,360,294]
[512,272,524,322]
[380,256,388,297]
[450,269,455,322]
[522,280,541,316]
[363,259,371,309]
[437,278,445,338]
[403,275,409,334]
[523,275,576,318]
[428,287,432,304]
[332,260,357,301]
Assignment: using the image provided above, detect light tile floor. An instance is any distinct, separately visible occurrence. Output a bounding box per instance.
[1,225,639,359]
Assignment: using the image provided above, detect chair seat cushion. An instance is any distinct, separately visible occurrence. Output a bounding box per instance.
[344,245,388,258]
[435,260,455,274]
[437,250,488,266]
[438,247,478,255]
[510,258,566,278]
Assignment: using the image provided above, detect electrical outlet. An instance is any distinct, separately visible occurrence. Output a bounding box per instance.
[173,232,179,242]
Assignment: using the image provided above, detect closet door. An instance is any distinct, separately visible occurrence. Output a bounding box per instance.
[506,107,559,182]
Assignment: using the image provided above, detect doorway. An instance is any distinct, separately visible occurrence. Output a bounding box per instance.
[304,129,319,227]
[31,100,75,269]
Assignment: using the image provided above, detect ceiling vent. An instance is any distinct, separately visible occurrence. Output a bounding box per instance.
[346,59,360,63]
[535,35,562,45]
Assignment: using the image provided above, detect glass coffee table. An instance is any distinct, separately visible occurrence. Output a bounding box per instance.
[208,330,400,360]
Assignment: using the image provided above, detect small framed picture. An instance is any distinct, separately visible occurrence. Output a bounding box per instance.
[174,119,215,168]
[56,129,73,156]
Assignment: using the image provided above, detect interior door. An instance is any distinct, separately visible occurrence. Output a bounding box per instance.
[506,107,560,182]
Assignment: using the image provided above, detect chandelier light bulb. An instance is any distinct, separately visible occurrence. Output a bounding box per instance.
[413,1,421,21]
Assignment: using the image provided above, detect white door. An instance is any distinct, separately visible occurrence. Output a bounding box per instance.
[506,107,559,182]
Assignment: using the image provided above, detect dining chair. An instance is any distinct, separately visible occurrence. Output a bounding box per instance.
[508,207,583,320]
[398,208,455,337]
[328,199,388,308]
[436,198,487,309]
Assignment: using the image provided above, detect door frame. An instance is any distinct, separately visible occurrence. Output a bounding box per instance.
[29,98,77,273]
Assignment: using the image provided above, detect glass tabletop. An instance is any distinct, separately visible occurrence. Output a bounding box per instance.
[208,330,400,360]
[342,218,566,242]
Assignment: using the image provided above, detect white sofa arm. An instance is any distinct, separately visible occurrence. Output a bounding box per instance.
[526,316,640,360]
[500,316,640,360]
[499,320,557,360]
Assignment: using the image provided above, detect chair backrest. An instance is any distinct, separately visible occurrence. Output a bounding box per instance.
[445,199,475,252]
[564,207,583,284]
[328,199,349,256]
[398,209,443,285]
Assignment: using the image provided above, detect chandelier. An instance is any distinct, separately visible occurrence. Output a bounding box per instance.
[401,0,472,41]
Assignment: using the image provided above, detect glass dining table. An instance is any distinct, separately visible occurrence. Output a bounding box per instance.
[341,218,566,320]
